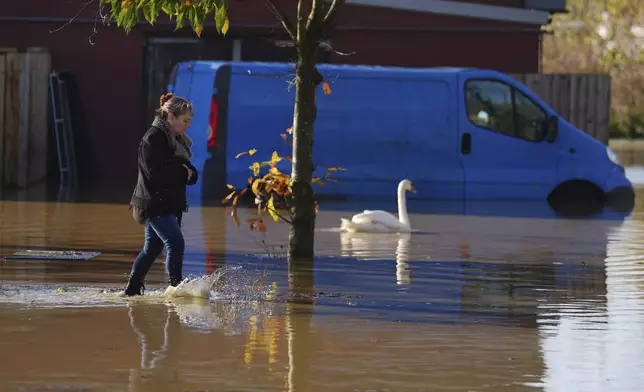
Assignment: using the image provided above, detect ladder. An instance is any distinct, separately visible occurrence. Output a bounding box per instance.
[49,71,78,189]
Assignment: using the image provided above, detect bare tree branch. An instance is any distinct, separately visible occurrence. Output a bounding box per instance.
[306,0,325,34]
[320,40,355,56]
[322,0,343,28]
[265,0,297,41]
[49,0,96,33]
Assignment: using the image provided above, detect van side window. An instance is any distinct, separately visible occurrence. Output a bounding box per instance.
[465,80,548,142]
[465,80,515,138]
[514,89,548,142]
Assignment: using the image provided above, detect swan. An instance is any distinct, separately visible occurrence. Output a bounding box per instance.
[340,179,415,233]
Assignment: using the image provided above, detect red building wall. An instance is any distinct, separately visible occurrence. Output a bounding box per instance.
[0,1,542,191]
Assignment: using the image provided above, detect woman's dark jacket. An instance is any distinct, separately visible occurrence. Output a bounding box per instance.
[130,126,198,222]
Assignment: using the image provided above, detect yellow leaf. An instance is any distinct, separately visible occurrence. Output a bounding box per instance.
[270,166,281,175]
[270,151,282,164]
[250,162,260,176]
[222,16,230,35]
[249,148,257,156]
[195,25,203,37]
[226,184,234,190]
[267,196,279,222]
[322,81,332,95]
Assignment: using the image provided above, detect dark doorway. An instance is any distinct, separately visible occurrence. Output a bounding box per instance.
[142,35,233,131]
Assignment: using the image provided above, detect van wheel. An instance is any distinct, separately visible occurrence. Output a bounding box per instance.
[547,180,606,217]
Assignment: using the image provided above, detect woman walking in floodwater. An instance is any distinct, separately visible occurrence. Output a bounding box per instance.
[120,93,198,297]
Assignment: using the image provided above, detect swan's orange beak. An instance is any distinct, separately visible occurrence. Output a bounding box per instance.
[409,183,416,193]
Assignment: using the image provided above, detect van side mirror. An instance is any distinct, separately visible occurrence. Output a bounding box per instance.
[541,115,559,142]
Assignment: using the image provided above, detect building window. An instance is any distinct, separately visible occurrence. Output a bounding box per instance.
[465,80,547,142]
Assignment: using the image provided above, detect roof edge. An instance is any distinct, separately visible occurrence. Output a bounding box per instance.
[340,0,551,25]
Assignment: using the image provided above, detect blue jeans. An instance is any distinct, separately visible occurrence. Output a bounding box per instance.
[131,213,185,286]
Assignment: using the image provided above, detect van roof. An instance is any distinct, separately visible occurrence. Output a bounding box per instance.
[177,61,484,77]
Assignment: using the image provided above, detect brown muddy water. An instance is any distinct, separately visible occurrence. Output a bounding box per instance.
[1,152,644,391]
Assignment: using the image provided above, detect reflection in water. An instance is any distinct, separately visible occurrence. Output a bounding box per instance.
[286,260,315,392]
[128,303,182,391]
[340,232,412,284]
[538,215,644,392]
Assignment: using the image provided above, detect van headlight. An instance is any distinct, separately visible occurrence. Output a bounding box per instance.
[606,146,621,166]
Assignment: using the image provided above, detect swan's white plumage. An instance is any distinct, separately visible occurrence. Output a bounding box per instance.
[340,179,415,233]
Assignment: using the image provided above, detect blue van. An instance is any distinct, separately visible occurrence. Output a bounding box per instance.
[168,61,634,212]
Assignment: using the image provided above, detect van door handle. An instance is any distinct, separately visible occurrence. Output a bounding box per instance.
[461,133,471,155]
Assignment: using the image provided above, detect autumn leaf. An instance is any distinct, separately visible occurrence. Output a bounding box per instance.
[222,190,235,204]
[257,220,267,232]
[221,16,230,35]
[235,149,257,159]
[270,151,282,164]
[327,167,346,172]
[322,82,332,95]
[232,195,239,207]
[280,133,288,141]
[195,25,203,37]
[231,209,240,227]
[226,184,235,190]
[285,127,293,134]
[251,178,262,196]
[267,196,279,222]
[250,162,260,176]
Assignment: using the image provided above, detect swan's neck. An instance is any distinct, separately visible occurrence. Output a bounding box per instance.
[397,185,410,227]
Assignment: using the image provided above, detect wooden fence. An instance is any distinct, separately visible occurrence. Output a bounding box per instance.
[511,73,611,144]
[0,48,51,189]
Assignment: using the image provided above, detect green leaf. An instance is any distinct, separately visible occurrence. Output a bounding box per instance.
[175,6,187,31]
[214,3,227,35]
[144,1,160,25]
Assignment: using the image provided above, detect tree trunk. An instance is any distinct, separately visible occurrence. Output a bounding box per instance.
[288,40,318,261]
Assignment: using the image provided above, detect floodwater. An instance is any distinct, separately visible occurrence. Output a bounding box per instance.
[0,150,644,391]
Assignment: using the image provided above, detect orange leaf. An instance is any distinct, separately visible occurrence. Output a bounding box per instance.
[257,221,267,232]
[248,176,253,185]
[222,190,236,204]
[195,25,203,37]
[322,81,332,95]
[280,133,288,141]
[232,195,239,207]
[251,179,262,196]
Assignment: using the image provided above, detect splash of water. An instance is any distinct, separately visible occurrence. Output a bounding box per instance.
[0,264,273,309]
